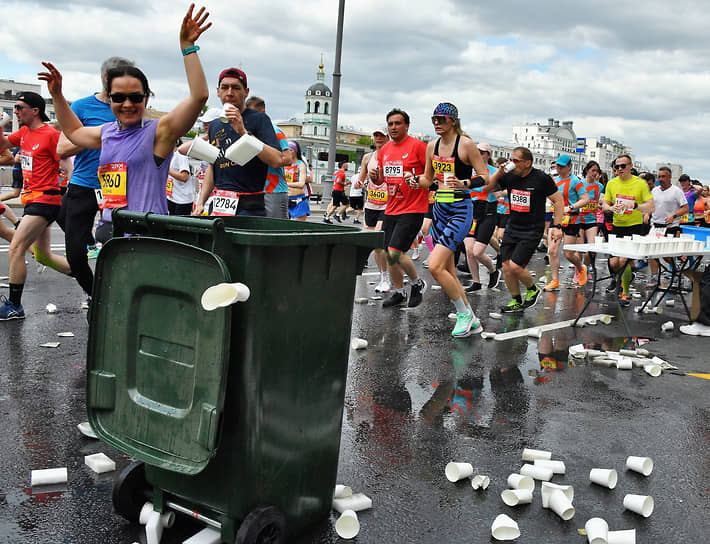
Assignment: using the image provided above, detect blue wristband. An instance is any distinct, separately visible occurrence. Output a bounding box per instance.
[182,45,200,56]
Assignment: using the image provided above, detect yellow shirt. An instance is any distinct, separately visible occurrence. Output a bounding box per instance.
[603,175,652,227]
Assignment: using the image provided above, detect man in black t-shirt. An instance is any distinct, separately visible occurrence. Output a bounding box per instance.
[491,147,564,312]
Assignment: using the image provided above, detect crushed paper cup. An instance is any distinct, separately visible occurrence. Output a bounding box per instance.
[521,448,552,462]
[350,338,368,350]
[332,493,372,513]
[665,299,675,307]
[589,468,617,489]
[431,285,442,290]
[661,321,674,332]
[187,136,220,163]
[619,349,636,356]
[507,473,534,491]
[548,488,575,520]
[46,303,57,313]
[607,529,636,544]
[534,459,565,474]
[491,514,520,541]
[501,488,532,506]
[201,282,250,311]
[224,134,265,166]
[77,421,97,439]
[40,342,61,348]
[623,494,653,517]
[541,482,574,508]
[334,509,360,539]
[643,364,662,377]
[84,452,115,474]
[643,306,662,314]
[616,358,633,370]
[584,517,609,544]
[626,456,653,476]
[354,297,368,304]
[489,312,503,319]
[528,327,542,339]
[586,318,599,326]
[481,332,497,339]
[448,312,457,320]
[471,474,490,490]
[445,462,473,482]
[57,332,75,337]
[334,485,353,499]
[600,315,613,325]
[520,463,553,481]
[31,467,68,486]
[636,348,650,357]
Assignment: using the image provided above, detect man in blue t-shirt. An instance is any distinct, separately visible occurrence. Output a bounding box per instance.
[56,56,134,297]
[195,68,283,217]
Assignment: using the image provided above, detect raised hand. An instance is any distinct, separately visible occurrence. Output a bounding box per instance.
[38,62,63,98]
[180,3,211,47]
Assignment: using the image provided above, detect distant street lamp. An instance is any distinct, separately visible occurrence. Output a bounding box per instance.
[324,0,345,204]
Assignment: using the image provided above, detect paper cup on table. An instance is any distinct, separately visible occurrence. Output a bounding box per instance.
[643,364,662,377]
[350,338,368,350]
[218,103,236,123]
[31,467,68,486]
[548,489,575,520]
[332,493,372,513]
[623,494,653,517]
[584,517,609,544]
[201,282,250,311]
[491,514,520,541]
[541,482,574,508]
[471,474,490,490]
[589,468,617,489]
[520,463,553,481]
[334,485,353,499]
[445,462,473,482]
[534,459,566,474]
[334,509,360,539]
[507,473,534,491]
[224,134,265,166]
[187,136,220,163]
[521,448,552,462]
[501,488,532,506]
[626,456,653,476]
[607,529,636,544]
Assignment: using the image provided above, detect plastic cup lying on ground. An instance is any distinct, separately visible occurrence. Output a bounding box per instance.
[661,321,674,332]
[187,136,221,163]
[626,456,653,476]
[607,529,636,544]
[224,134,265,166]
[445,462,473,482]
[334,509,360,539]
[548,488,575,520]
[520,463,553,481]
[491,514,520,540]
[521,448,552,462]
[201,282,250,311]
[46,303,57,314]
[507,473,534,491]
[584,517,609,544]
[501,488,532,506]
[623,494,654,517]
[541,482,574,508]
[589,468,617,489]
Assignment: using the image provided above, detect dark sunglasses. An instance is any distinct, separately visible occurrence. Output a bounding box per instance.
[431,115,450,124]
[13,104,30,110]
[613,163,630,169]
[109,92,147,104]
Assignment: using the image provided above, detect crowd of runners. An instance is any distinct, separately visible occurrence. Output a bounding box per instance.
[2,3,710,338]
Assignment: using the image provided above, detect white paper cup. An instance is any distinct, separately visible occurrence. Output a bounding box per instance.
[0,111,11,128]
[503,161,516,174]
[481,332,497,339]
[491,514,520,540]
[534,459,566,474]
[350,338,368,350]
[636,348,650,356]
[46,303,57,314]
[607,529,636,544]
[334,485,353,499]
[187,136,221,163]
[219,103,236,123]
[548,488,575,520]
[623,494,654,517]
[618,349,636,356]
[507,473,534,491]
[335,509,360,539]
[600,315,613,325]
[589,468,617,489]
[471,474,490,490]
[665,299,675,307]
[448,312,457,320]
[489,312,503,319]
[643,364,662,377]
[31,467,68,486]
[661,321,674,332]
[445,461,473,482]
[224,134,265,166]
[332,493,372,513]
[584,517,609,544]
[528,327,542,338]
[520,463,553,481]
[616,358,633,370]
[501,488,532,506]
[521,448,552,462]
[201,282,250,311]
[626,456,653,476]
[541,482,574,508]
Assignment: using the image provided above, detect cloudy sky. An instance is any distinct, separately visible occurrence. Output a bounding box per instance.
[2,0,709,177]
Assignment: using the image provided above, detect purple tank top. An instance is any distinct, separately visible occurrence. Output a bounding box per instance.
[99,119,172,220]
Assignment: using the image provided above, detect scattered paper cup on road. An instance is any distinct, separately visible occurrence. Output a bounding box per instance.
[586,318,598,326]
[84,452,116,474]
[548,488,575,520]
[520,463,553,481]
[600,315,613,325]
[619,349,636,356]
[589,468,618,489]
[77,421,97,439]
[491,514,520,541]
[501,488,532,506]
[643,364,662,377]
[187,136,221,163]
[661,321,674,332]
[481,332,497,339]
[350,338,368,350]
[569,344,586,358]
[445,462,473,482]
[31,467,68,486]
[334,485,353,499]
[448,312,457,320]
[636,348,650,356]
[521,448,552,462]
[489,312,503,319]
[616,358,633,370]
[354,297,368,304]
[541,482,574,508]
[528,327,542,339]
[332,493,372,513]
[665,299,675,307]
[471,474,490,490]
[201,282,250,310]
[46,303,57,313]
[626,456,653,476]
[623,494,654,517]
[584,517,609,544]
[507,473,534,491]
[607,529,636,544]
[334,509,360,539]
[534,459,566,474]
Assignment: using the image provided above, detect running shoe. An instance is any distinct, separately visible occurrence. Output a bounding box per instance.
[495,253,502,269]
[577,264,587,287]
[451,312,483,338]
[537,243,547,253]
[501,299,524,313]
[605,278,617,293]
[679,322,710,336]
[487,268,501,290]
[423,259,429,268]
[457,262,470,274]
[333,215,342,223]
[634,259,648,271]
[408,278,427,308]
[341,213,348,221]
[543,279,560,291]
[382,291,407,307]
[374,280,391,293]
[0,296,24,320]
[87,245,101,260]
[523,285,541,309]
[618,293,631,307]
[323,217,333,224]
[411,247,420,260]
[353,219,361,224]
[465,281,482,293]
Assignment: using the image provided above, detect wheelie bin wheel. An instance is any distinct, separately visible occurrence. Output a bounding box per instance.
[235,506,287,544]
[112,461,149,523]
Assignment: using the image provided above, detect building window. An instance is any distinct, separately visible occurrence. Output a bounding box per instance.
[324,103,329,115]
[306,102,310,113]
[316,90,321,96]
[314,101,320,113]
[313,126,317,136]
[324,127,328,136]
[591,151,595,157]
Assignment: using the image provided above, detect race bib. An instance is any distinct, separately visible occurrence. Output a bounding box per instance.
[468,219,478,236]
[581,201,597,211]
[367,187,388,206]
[428,190,436,204]
[383,161,403,182]
[284,167,295,184]
[98,162,128,209]
[212,189,239,216]
[432,155,455,183]
[510,189,531,212]
[561,215,570,226]
[166,178,174,198]
[614,194,635,214]
[20,152,33,187]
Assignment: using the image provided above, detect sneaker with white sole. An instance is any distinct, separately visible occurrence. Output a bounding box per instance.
[411,247,420,260]
[679,322,710,336]
[408,278,427,307]
[0,295,25,320]
[451,312,483,337]
[487,268,501,289]
[374,280,391,293]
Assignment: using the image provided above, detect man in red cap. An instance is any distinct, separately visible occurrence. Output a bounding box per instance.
[194,68,283,217]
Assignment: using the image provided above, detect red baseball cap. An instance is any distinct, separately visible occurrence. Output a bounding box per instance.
[218,68,247,88]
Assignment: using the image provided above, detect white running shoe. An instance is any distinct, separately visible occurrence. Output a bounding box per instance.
[412,247,420,260]
[375,280,391,293]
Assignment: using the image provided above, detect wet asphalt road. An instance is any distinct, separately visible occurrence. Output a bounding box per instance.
[1,221,709,543]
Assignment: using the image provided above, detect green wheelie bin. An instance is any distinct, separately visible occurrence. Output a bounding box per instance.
[86,210,382,543]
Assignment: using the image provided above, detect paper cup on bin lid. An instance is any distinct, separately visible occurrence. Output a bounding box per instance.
[623,494,653,517]
[541,482,574,508]
[201,282,250,311]
[589,468,617,489]
[445,461,473,482]
[491,514,520,540]
[548,489,575,520]
[521,448,552,462]
[626,456,653,476]
[507,473,534,491]
[224,134,265,166]
[520,463,553,481]
[584,517,609,544]
[501,488,532,506]
[188,136,220,163]
[607,529,636,544]
[335,509,360,539]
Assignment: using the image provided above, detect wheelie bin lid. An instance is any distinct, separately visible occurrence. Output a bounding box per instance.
[86,236,232,474]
